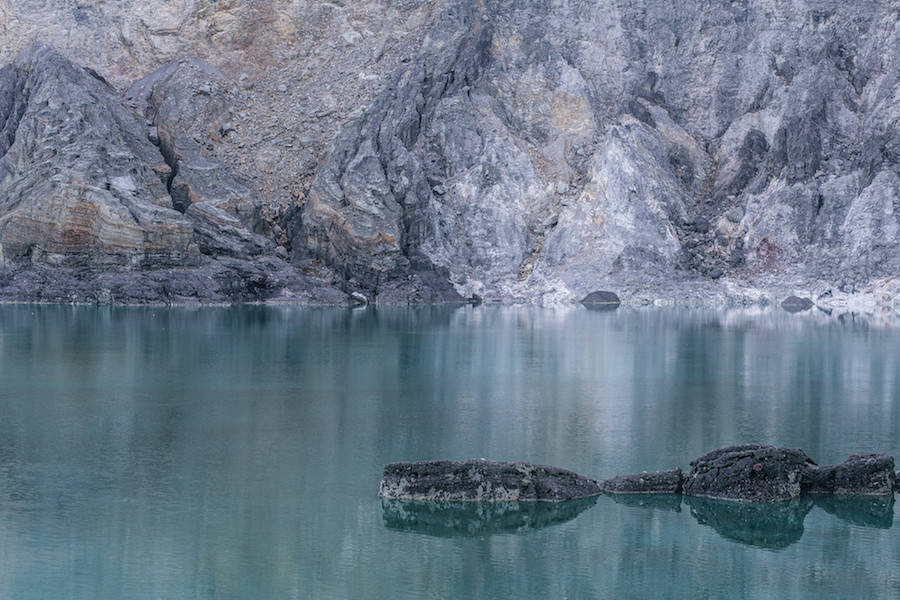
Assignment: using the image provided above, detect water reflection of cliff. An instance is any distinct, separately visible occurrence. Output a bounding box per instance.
[382,497,598,537]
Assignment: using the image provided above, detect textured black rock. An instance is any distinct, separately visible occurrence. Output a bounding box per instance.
[379,460,602,502]
[601,469,683,494]
[781,296,814,313]
[581,291,622,308]
[686,496,814,549]
[381,496,597,537]
[682,445,816,502]
[806,454,896,496]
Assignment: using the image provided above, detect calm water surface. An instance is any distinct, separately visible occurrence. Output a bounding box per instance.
[0,305,898,599]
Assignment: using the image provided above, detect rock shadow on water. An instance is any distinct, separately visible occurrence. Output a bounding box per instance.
[381,496,598,538]
[813,495,894,529]
[685,496,814,549]
[605,493,683,512]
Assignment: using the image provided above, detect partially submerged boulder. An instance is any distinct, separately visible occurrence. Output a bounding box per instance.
[806,454,896,496]
[379,460,602,502]
[781,296,814,312]
[581,290,621,309]
[601,469,683,494]
[682,445,816,502]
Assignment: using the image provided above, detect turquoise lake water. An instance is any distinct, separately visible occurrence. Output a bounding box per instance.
[0,305,898,599]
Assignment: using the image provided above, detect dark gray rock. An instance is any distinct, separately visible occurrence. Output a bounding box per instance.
[682,445,816,502]
[379,460,602,502]
[581,291,622,308]
[806,454,896,496]
[781,296,814,313]
[381,496,597,537]
[601,469,682,494]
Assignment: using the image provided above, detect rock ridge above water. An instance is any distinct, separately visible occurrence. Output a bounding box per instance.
[382,446,897,504]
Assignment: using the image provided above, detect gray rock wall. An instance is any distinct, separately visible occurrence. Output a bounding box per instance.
[0,1,897,304]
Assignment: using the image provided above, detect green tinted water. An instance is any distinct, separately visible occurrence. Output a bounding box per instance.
[0,305,898,598]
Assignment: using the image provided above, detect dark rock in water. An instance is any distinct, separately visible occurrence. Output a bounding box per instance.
[686,496,814,549]
[605,493,683,513]
[814,495,894,529]
[601,469,683,494]
[682,445,816,502]
[806,454,896,496]
[379,460,602,502]
[581,291,621,308]
[381,496,597,537]
[781,296,814,313]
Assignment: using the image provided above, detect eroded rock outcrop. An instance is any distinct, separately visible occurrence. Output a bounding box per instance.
[0,44,345,304]
[379,460,602,502]
[0,1,898,305]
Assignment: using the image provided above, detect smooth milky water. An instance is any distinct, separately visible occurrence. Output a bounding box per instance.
[0,305,898,599]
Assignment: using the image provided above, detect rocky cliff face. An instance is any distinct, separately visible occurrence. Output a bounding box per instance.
[1,1,897,305]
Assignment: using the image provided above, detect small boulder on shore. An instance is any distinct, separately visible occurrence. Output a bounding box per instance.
[581,290,621,308]
[781,296,814,312]
[379,460,603,502]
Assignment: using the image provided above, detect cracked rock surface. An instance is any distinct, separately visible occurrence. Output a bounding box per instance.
[0,44,345,304]
[0,1,898,305]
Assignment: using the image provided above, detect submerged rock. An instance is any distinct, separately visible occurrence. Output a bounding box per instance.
[379,460,602,502]
[682,445,816,502]
[807,454,896,496]
[781,296,814,313]
[581,291,622,308]
[381,496,597,537]
[601,469,683,494]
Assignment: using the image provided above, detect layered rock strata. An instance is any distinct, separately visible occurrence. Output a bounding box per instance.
[0,44,345,304]
[0,1,898,305]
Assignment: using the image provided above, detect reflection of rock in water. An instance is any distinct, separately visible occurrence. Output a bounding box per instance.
[814,495,895,529]
[685,496,814,549]
[605,493,682,512]
[381,496,597,537]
